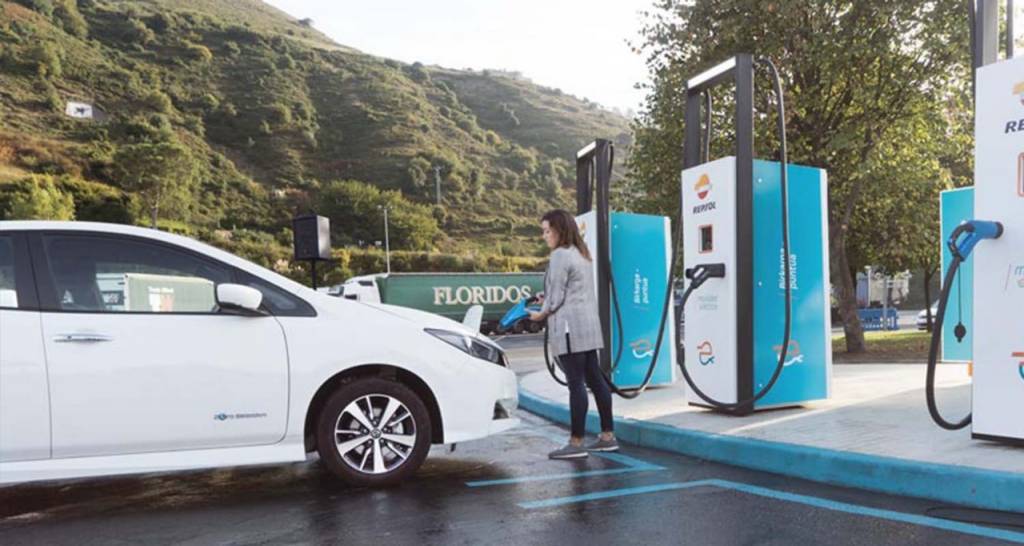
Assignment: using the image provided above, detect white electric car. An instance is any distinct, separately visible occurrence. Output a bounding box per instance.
[0,221,519,486]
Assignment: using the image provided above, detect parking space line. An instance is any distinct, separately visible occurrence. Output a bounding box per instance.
[467,467,658,488]
[518,480,708,509]
[465,428,664,487]
[518,479,1024,544]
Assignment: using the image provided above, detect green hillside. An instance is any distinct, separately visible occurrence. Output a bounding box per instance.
[0,0,631,272]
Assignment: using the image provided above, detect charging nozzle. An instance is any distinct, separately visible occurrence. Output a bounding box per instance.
[684,263,726,291]
[948,220,1004,261]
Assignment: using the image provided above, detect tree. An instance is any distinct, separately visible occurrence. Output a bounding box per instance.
[317,180,441,251]
[851,105,953,332]
[6,175,75,220]
[630,0,969,352]
[28,42,62,79]
[112,141,197,227]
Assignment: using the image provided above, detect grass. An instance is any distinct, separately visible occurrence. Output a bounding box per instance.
[831,330,932,363]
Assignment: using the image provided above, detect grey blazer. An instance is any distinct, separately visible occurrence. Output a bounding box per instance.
[541,246,605,356]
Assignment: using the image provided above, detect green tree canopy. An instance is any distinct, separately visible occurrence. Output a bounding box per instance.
[112,140,198,227]
[317,180,441,252]
[5,175,76,220]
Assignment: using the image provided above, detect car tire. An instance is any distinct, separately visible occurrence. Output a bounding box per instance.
[316,378,432,487]
[527,320,543,334]
[512,319,527,335]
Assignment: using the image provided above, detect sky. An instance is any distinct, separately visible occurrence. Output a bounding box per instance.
[263,0,657,114]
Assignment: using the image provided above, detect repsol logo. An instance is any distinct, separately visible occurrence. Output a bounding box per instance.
[433,285,533,306]
[692,202,717,215]
[1005,119,1024,133]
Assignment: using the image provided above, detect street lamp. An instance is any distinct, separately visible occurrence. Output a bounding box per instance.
[377,204,391,274]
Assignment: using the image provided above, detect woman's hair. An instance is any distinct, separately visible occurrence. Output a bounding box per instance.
[541,209,592,261]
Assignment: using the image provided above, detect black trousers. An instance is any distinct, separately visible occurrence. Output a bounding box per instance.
[559,349,614,438]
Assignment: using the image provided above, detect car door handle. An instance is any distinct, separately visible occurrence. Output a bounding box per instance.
[53,333,114,343]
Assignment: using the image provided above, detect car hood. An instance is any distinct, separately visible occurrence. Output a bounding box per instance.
[361,302,478,336]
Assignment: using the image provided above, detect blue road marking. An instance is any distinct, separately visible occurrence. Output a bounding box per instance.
[465,427,664,488]
[588,451,664,470]
[518,480,708,509]
[518,479,1024,544]
[467,467,659,488]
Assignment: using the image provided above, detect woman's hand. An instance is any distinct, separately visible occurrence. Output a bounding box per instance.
[528,310,546,322]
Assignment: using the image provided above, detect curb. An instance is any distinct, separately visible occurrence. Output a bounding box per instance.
[518,389,1024,513]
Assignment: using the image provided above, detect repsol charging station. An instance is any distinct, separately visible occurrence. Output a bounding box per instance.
[570,139,678,395]
[926,1,1023,444]
[678,54,832,415]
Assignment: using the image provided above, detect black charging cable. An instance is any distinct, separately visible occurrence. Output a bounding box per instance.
[925,226,973,430]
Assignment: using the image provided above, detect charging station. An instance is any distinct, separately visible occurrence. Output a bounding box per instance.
[926,3,1023,444]
[679,54,832,414]
[574,139,677,391]
[968,54,1024,443]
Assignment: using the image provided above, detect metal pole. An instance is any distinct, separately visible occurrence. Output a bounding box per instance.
[1009,0,1016,59]
[882,276,890,330]
[384,207,391,274]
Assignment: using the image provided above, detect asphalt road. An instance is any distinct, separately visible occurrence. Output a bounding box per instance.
[2,334,1021,545]
[3,410,1023,545]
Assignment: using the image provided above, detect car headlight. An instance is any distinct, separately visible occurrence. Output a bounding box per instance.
[425,328,506,367]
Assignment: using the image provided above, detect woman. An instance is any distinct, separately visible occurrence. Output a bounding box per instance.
[529,209,618,459]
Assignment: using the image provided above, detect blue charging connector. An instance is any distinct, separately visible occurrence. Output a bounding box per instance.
[498,297,542,332]
[948,220,1004,261]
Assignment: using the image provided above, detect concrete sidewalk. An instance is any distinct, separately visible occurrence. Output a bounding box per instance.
[517,360,1024,512]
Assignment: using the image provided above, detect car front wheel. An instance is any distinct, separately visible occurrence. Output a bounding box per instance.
[316,378,432,486]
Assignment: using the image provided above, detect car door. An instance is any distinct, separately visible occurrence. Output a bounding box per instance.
[31,231,290,459]
[0,233,50,463]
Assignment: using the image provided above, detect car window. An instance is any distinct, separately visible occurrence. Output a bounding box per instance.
[0,237,18,309]
[41,234,231,313]
[237,272,316,317]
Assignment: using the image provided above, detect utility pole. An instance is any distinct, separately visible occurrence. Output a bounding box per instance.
[433,166,442,205]
[377,205,391,274]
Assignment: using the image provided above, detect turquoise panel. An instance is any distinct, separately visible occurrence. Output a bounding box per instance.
[940,188,974,362]
[752,160,830,408]
[609,212,676,388]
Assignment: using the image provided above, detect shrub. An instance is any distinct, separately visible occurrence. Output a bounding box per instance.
[185,42,213,63]
[14,0,54,17]
[266,103,291,126]
[35,78,62,111]
[407,62,429,83]
[148,12,176,34]
[142,89,173,113]
[53,0,87,38]
[277,54,296,70]
[125,18,155,46]
[197,93,219,112]
[3,175,75,220]
[27,42,62,79]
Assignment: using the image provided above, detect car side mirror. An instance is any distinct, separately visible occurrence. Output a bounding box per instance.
[216,284,265,315]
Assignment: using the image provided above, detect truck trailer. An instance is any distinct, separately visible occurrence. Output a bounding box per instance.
[331,272,544,334]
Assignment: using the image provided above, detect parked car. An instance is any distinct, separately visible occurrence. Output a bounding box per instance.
[917,301,939,330]
[0,221,519,486]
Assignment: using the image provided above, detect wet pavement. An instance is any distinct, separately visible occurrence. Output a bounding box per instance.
[2,411,1022,545]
